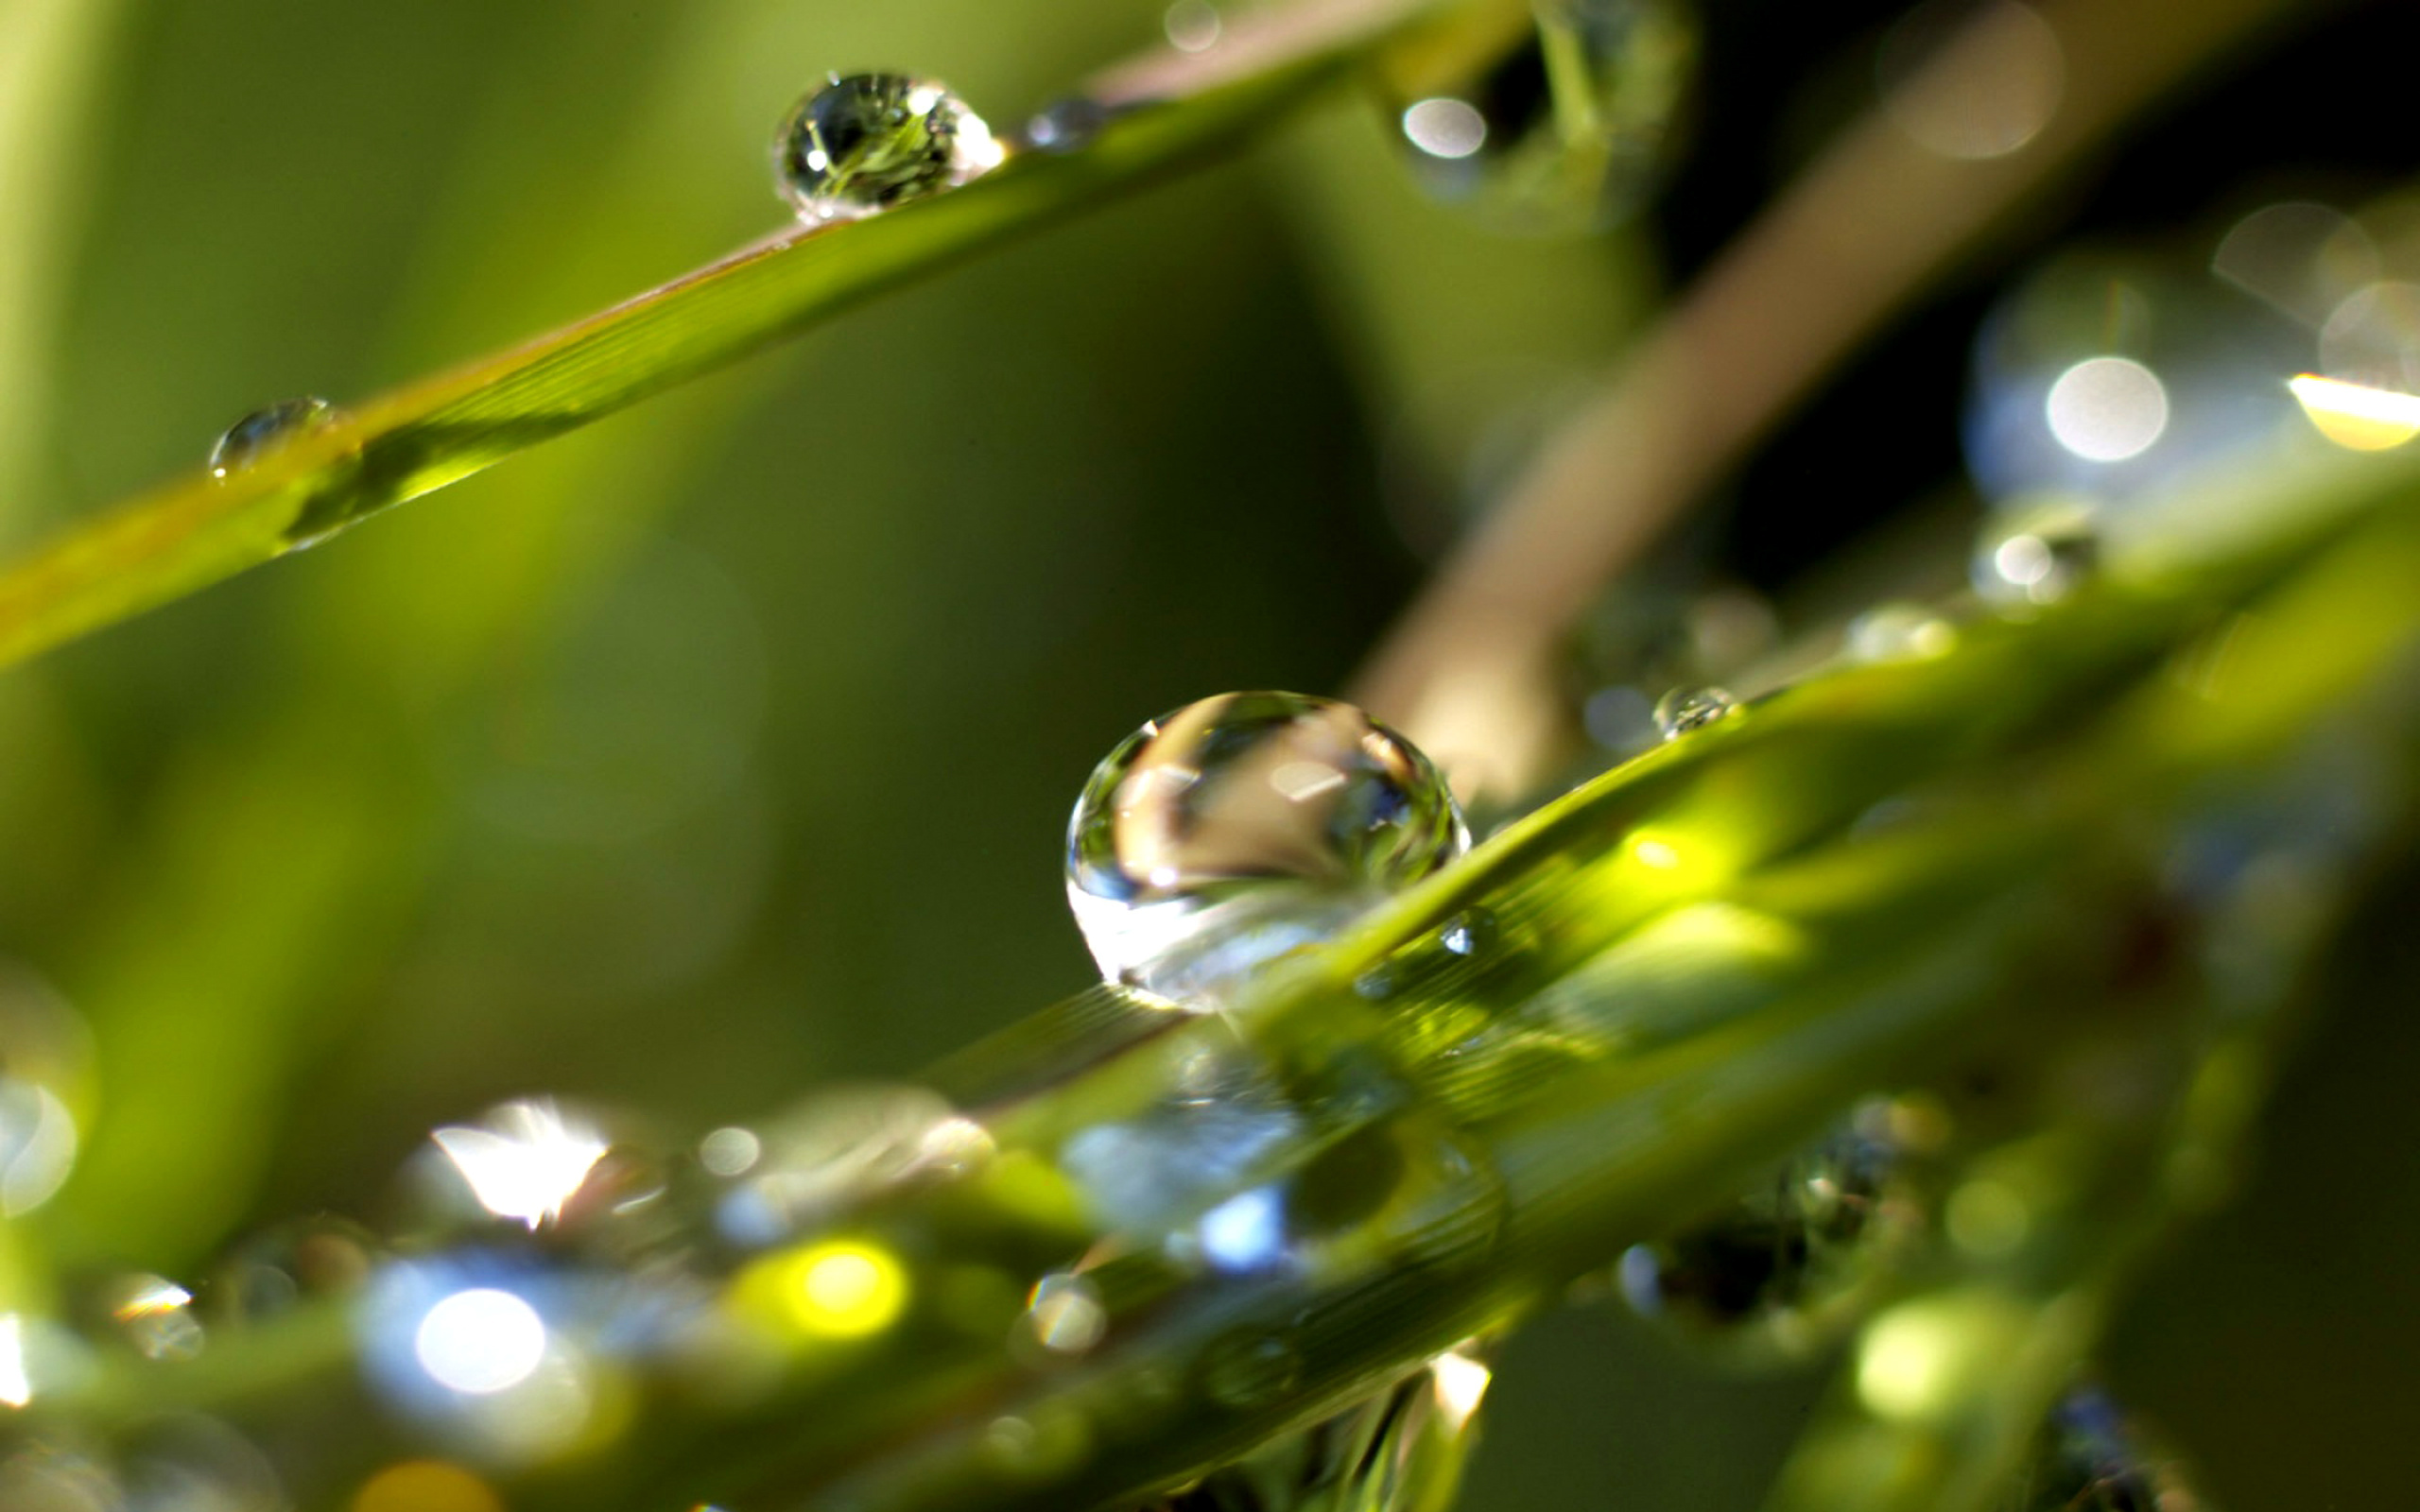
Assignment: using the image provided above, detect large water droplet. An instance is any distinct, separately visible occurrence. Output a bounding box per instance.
[774,74,1004,222]
[1383,0,1695,234]
[1616,1113,1912,1359]
[1652,686,1737,740]
[207,397,339,480]
[1065,692,1468,1004]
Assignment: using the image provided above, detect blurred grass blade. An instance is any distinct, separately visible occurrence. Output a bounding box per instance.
[0,0,1448,671]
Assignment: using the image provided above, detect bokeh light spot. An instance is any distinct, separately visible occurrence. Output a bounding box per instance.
[1401,98,1487,161]
[353,1461,505,1512]
[414,1288,547,1396]
[2290,373,2420,452]
[2044,356,2168,462]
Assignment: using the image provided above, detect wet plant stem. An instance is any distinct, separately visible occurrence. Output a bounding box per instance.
[39,444,2420,1512]
[0,0,1524,673]
[1351,0,2330,800]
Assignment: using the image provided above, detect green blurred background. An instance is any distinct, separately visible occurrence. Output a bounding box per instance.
[1,0,2413,1504]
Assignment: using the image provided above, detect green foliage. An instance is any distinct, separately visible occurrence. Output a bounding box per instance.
[2,0,2417,1509]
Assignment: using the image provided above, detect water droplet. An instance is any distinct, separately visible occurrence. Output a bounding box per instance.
[205,1215,382,1325]
[1163,0,1221,53]
[107,1274,205,1362]
[1973,500,2098,608]
[1158,1349,1488,1510]
[424,1098,612,1233]
[1845,603,1958,663]
[1355,908,1497,1002]
[717,1085,988,1246]
[207,397,339,479]
[1021,1273,1108,1355]
[2009,1384,2203,1512]
[698,1125,762,1177]
[1381,0,1695,234]
[1616,1116,1910,1358]
[1652,686,1737,740]
[1200,1329,1303,1409]
[773,74,1004,222]
[1065,692,1468,1004]
[1018,95,1114,154]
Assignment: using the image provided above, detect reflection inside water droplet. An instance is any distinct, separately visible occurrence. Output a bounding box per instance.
[774,74,1004,222]
[1065,692,1467,1004]
[208,396,339,480]
[1652,686,1737,740]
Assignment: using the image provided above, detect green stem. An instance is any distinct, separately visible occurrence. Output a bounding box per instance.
[0,0,1478,673]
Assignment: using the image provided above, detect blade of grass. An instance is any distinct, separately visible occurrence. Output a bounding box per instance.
[0,0,1479,673]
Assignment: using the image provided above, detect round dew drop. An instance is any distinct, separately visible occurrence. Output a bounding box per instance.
[1064,692,1468,1004]
[774,74,1005,222]
[1652,686,1737,740]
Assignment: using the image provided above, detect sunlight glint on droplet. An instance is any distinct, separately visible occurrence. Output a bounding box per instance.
[2290,372,2420,452]
[414,1289,547,1397]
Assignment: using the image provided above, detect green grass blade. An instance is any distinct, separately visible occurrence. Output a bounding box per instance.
[0,0,1439,671]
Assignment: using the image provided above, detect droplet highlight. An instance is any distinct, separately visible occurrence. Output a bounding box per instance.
[1066,692,1468,1004]
[774,74,1004,222]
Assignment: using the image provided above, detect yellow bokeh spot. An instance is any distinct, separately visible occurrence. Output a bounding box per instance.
[2290,373,2420,452]
[352,1461,504,1512]
[735,1239,909,1341]
[1630,834,1684,870]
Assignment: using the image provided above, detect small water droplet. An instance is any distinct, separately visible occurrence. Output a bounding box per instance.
[1652,686,1737,740]
[107,1274,205,1362]
[717,1085,987,1246]
[2010,1384,2203,1512]
[774,74,1004,222]
[1066,692,1468,1004]
[699,1125,763,1177]
[1382,0,1695,233]
[1162,0,1221,53]
[1616,1116,1910,1358]
[1845,602,1959,663]
[1973,500,2098,608]
[1200,1329,1303,1409]
[207,397,339,480]
[1018,95,1114,154]
[1021,1273,1108,1355]
[205,1215,381,1325]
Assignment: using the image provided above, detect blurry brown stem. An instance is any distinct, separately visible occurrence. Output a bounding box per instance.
[1351,0,2315,800]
